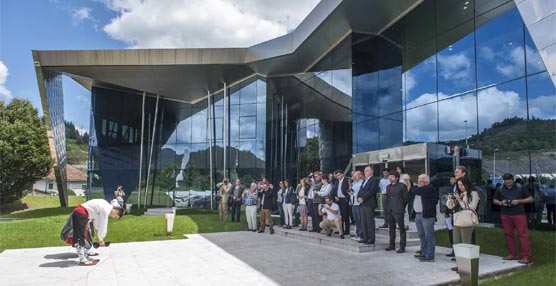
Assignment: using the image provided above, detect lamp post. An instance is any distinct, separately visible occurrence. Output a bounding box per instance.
[464,120,468,148]
[493,149,499,182]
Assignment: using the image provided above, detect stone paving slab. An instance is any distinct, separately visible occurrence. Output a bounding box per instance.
[273,227,421,253]
[0,231,527,286]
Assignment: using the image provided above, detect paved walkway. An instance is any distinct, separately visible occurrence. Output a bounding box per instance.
[0,232,526,286]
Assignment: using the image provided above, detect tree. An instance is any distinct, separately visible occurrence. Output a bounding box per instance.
[0,99,52,204]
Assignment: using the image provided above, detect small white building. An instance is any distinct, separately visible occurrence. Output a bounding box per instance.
[36,164,88,196]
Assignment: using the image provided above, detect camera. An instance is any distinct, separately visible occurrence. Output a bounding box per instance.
[505,200,512,206]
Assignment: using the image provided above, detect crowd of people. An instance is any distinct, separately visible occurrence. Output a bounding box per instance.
[217,165,539,268]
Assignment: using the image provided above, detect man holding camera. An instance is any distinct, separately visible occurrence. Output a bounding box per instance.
[258,182,276,234]
[217,177,232,221]
[494,173,534,264]
[308,171,323,232]
[318,196,344,239]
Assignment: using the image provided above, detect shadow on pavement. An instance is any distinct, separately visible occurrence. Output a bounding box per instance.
[44,253,77,260]
[39,260,77,268]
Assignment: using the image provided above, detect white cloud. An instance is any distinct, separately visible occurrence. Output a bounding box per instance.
[72,7,93,25]
[437,52,472,81]
[98,0,320,48]
[0,61,13,103]
[479,46,495,61]
[480,44,546,78]
[477,86,526,131]
[495,46,525,77]
[403,70,416,95]
[528,95,556,119]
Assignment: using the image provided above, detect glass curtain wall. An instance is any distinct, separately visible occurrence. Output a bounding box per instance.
[267,37,352,186]
[396,0,556,185]
[89,77,266,208]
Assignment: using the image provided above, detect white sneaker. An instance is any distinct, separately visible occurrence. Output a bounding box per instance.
[351,236,360,241]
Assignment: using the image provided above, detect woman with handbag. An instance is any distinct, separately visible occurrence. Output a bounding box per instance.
[447,176,479,245]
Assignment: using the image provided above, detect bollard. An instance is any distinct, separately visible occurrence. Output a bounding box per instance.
[454,243,480,286]
[166,213,175,236]
[126,204,132,214]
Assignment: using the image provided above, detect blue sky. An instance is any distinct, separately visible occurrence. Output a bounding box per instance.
[0,0,124,131]
[0,0,319,131]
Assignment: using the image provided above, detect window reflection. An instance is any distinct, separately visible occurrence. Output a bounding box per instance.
[527,72,556,120]
[476,8,525,87]
[438,92,477,143]
[404,53,437,109]
[525,29,547,75]
[240,117,256,139]
[477,79,526,133]
[405,102,438,144]
[437,32,476,96]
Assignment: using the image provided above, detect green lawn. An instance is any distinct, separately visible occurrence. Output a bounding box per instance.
[0,195,86,215]
[0,205,257,252]
[435,227,556,285]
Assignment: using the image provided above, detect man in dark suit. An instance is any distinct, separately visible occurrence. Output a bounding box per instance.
[385,171,409,253]
[332,170,350,236]
[357,166,379,244]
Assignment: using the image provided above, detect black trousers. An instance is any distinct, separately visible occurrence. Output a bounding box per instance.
[231,201,241,222]
[338,198,350,235]
[360,204,375,243]
[388,212,406,249]
[309,200,321,232]
[381,194,389,226]
[547,204,555,224]
[72,211,92,249]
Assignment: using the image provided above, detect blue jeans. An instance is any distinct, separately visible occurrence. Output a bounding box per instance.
[352,205,362,238]
[277,202,285,226]
[415,213,436,259]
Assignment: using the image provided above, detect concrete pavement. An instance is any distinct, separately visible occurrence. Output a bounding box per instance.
[0,231,526,286]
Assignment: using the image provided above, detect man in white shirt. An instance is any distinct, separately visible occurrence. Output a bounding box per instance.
[318,196,344,239]
[71,199,124,266]
[379,168,390,228]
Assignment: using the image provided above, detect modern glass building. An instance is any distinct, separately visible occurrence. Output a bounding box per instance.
[34,0,555,209]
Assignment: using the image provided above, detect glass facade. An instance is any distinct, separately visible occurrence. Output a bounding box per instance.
[390,0,554,184]
[89,78,266,207]
[82,0,555,207]
[42,69,68,206]
[267,37,352,185]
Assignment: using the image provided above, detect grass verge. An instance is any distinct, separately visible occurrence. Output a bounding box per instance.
[435,227,556,285]
[0,207,263,252]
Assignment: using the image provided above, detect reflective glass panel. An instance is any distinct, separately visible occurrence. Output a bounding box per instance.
[241,81,257,104]
[437,32,476,96]
[240,117,256,139]
[477,78,526,133]
[405,102,438,143]
[438,92,478,143]
[527,72,556,161]
[527,72,556,120]
[476,8,525,87]
[525,28,547,75]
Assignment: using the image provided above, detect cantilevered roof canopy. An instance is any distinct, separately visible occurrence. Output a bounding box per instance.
[33,0,423,103]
